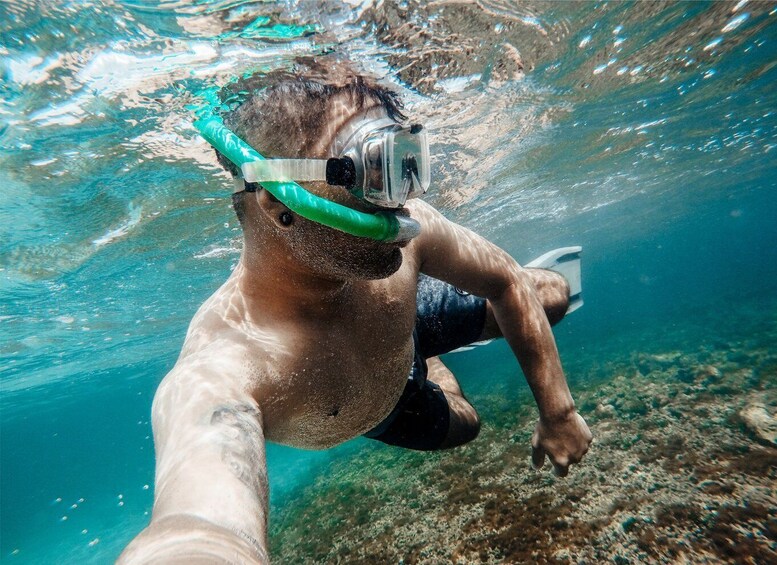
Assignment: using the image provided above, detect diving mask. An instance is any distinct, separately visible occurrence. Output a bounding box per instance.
[241,116,430,209]
[195,115,422,242]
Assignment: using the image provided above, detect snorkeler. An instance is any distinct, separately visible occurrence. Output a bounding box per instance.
[119,61,592,563]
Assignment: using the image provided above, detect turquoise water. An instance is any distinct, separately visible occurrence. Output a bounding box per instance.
[1,1,775,562]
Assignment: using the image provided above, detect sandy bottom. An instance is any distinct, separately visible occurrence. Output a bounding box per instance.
[270,300,776,564]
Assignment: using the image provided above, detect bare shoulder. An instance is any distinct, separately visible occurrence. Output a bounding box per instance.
[406,198,475,248]
[179,277,247,357]
[174,277,276,391]
[406,198,444,225]
[405,198,484,261]
[404,199,452,262]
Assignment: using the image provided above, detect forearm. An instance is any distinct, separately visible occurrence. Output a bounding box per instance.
[118,514,268,564]
[125,366,271,564]
[490,271,575,420]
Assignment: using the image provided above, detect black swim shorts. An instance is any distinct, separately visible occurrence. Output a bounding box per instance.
[364,274,487,450]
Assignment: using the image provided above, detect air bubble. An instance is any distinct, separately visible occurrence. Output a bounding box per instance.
[722,13,749,33]
[704,37,723,51]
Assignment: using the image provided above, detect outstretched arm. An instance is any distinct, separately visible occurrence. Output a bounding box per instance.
[410,201,591,476]
[119,348,269,564]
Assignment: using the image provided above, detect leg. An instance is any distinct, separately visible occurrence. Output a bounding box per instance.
[426,356,480,449]
[479,268,569,340]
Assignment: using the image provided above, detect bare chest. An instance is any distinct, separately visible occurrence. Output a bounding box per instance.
[250,282,418,448]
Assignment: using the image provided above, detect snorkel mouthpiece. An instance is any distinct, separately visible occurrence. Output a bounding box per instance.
[194,116,421,242]
[394,214,422,240]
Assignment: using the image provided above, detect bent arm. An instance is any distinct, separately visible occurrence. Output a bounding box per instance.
[411,201,574,420]
[119,353,269,564]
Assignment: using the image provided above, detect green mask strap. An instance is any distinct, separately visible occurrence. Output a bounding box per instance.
[193,116,421,242]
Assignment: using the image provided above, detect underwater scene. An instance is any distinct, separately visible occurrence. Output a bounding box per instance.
[1,0,775,563]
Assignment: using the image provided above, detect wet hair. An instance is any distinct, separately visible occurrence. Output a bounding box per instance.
[213,57,406,224]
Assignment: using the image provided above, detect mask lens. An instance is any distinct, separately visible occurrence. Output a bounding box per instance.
[387,127,429,205]
[349,121,430,208]
[361,134,386,202]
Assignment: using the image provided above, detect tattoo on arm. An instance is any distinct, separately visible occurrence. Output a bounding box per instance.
[210,404,267,491]
[209,403,269,560]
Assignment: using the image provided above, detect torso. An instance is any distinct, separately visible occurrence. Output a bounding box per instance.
[179,244,421,449]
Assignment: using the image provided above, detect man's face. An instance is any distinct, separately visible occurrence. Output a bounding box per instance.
[256,97,409,281]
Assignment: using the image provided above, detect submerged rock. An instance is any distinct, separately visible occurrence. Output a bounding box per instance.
[652,352,682,365]
[695,364,721,383]
[595,402,616,418]
[739,402,777,446]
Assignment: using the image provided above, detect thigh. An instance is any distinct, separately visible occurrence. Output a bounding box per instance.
[415,274,488,359]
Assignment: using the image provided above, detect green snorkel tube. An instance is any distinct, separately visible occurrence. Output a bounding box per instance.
[193,115,422,242]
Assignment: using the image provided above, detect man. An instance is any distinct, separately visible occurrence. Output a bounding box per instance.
[119,61,592,563]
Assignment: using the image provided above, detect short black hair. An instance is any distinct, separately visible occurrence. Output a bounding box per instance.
[212,57,406,224]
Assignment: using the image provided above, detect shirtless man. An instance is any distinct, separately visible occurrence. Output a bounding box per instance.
[119,63,592,563]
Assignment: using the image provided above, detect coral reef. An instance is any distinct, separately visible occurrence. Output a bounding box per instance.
[269,303,776,564]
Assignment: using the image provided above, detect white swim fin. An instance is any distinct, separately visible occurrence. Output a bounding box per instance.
[525,246,583,314]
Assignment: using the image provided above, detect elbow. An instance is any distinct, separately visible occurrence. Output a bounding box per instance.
[488,266,531,304]
[491,267,570,327]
